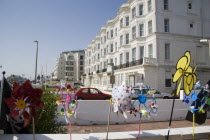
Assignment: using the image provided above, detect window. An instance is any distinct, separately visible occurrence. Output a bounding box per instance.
[188,3,192,9]
[132,7,136,19]
[104,48,106,55]
[110,44,113,52]
[98,44,100,49]
[82,89,89,93]
[115,28,117,36]
[104,36,106,43]
[66,67,74,71]
[66,61,74,65]
[164,19,170,32]
[139,4,144,15]
[164,0,169,10]
[165,43,170,60]
[132,26,136,39]
[126,17,129,26]
[190,23,193,28]
[98,54,100,59]
[80,56,83,60]
[126,33,129,44]
[68,56,74,61]
[120,19,123,28]
[111,30,113,38]
[139,24,144,36]
[90,89,99,94]
[148,44,153,58]
[148,20,152,34]
[132,48,136,61]
[126,52,129,63]
[80,61,83,65]
[140,46,144,58]
[80,67,83,71]
[165,79,171,87]
[107,45,108,53]
[115,58,117,66]
[120,35,123,46]
[120,53,123,65]
[107,32,109,39]
[148,0,152,12]
[101,49,102,56]
[115,42,117,51]
[110,58,113,64]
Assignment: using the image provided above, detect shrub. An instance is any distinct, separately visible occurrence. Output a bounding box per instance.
[28,91,67,134]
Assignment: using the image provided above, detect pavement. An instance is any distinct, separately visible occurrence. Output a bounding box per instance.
[70,119,210,134]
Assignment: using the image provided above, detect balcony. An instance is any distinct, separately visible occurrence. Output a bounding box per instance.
[113,57,156,70]
[143,57,157,65]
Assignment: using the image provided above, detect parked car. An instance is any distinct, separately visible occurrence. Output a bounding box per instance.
[131,87,173,99]
[75,88,111,100]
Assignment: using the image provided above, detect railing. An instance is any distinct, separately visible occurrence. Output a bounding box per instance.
[114,58,144,70]
[89,57,156,74]
[143,57,157,65]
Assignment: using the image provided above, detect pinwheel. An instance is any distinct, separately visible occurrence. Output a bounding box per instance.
[130,83,158,139]
[173,51,197,96]
[168,51,197,140]
[131,83,158,118]
[111,84,133,118]
[106,83,133,139]
[183,81,208,114]
[4,80,43,127]
[4,80,43,140]
[56,81,78,140]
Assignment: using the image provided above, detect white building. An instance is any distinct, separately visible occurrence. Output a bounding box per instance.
[53,50,85,84]
[83,0,210,93]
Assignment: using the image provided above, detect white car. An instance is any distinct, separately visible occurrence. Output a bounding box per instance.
[131,88,173,99]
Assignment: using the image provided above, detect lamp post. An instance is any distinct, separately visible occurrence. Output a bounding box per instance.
[34,41,38,84]
[200,39,210,62]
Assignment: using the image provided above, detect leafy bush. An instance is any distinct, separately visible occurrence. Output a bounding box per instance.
[28,91,67,134]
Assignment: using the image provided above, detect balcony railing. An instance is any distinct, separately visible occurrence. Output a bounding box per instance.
[88,57,156,75]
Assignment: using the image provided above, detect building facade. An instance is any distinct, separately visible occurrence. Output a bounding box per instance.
[83,0,210,93]
[53,50,85,84]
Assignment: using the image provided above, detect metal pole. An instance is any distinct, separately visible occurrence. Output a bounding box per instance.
[208,40,210,62]
[34,41,38,84]
[0,71,5,117]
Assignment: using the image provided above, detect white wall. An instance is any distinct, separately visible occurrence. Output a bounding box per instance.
[56,99,205,125]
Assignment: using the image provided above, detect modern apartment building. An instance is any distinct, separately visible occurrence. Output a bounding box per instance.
[53,50,85,84]
[83,0,210,93]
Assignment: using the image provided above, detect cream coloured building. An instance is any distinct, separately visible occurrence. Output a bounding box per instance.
[83,0,210,93]
[53,50,85,84]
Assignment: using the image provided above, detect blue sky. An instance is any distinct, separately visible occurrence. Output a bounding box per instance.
[0,0,127,79]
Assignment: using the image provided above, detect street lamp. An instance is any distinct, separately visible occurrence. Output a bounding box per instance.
[200,39,210,62]
[34,40,38,84]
